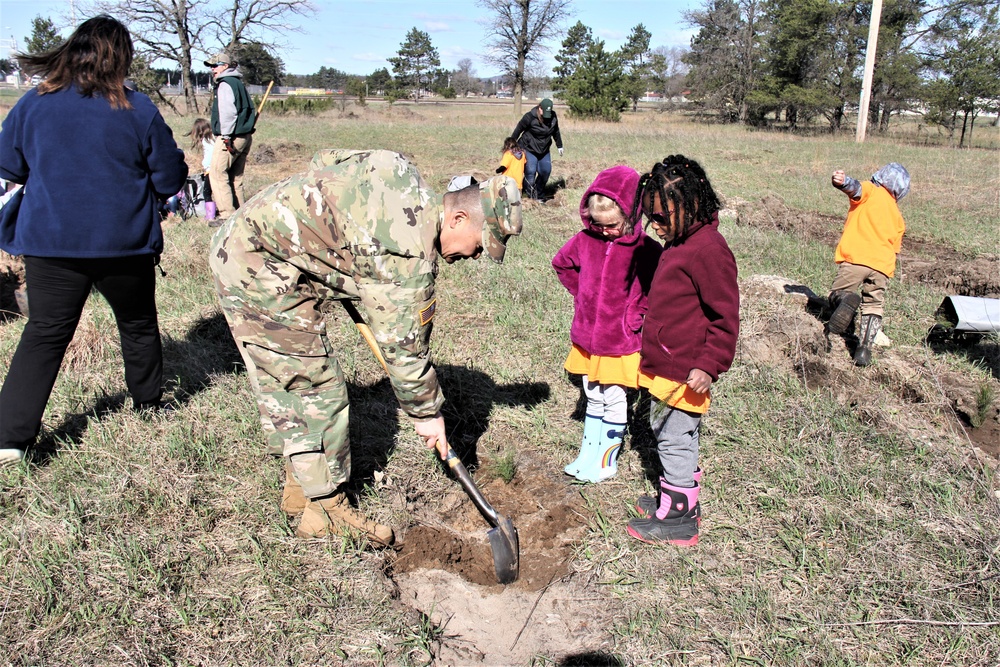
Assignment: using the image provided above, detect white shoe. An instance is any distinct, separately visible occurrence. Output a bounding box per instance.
[0,448,25,466]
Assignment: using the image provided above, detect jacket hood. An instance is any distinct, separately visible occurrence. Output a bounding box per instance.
[871,162,910,201]
[579,165,641,240]
[216,67,243,80]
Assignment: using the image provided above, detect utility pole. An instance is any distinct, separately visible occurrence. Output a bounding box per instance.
[856,0,883,142]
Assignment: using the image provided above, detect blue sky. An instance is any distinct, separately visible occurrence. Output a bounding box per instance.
[1,0,699,76]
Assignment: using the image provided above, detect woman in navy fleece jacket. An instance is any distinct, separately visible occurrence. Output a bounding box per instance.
[0,16,188,466]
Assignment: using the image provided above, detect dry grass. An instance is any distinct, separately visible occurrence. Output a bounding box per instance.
[1,100,998,666]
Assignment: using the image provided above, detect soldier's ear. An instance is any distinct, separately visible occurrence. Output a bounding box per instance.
[449,208,471,229]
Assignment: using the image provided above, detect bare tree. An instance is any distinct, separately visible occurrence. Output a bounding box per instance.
[91,0,313,114]
[213,0,315,53]
[451,58,483,97]
[91,0,208,113]
[477,0,573,116]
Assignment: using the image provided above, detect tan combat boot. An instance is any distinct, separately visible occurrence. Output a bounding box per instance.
[280,461,307,516]
[295,493,395,546]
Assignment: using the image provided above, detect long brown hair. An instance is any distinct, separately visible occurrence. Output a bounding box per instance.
[18,15,134,110]
[186,118,213,148]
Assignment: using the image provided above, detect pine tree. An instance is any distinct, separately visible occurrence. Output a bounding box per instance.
[25,15,63,54]
[388,28,440,101]
[618,24,652,112]
[560,39,628,121]
[553,22,595,92]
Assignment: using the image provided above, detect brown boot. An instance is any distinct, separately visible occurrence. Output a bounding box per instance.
[295,493,395,546]
[280,461,307,516]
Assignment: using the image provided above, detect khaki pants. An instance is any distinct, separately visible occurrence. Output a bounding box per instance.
[208,134,252,219]
[830,262,889,317]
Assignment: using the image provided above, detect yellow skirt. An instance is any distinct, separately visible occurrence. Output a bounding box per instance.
[564,345,642,388]
[638,371,710,414]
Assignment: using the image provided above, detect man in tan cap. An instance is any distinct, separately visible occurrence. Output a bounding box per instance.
[205,49,256,224]
[209,149,522,546]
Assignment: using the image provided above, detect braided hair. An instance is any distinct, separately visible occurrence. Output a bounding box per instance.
[632,155,721,241]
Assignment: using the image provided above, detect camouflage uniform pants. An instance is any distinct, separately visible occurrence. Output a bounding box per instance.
[210,232,350,499]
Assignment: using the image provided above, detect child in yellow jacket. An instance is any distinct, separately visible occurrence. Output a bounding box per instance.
[495,137,526,191]
[826,163,909,366]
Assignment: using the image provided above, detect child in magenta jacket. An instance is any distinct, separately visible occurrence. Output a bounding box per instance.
[552,165,662,482]
[629,155,739,546]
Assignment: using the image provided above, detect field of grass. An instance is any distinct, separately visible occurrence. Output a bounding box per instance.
[1,100,998,666]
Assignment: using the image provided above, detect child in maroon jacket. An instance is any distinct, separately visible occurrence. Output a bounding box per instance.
[628,155,739,545]
[553,166,662,482]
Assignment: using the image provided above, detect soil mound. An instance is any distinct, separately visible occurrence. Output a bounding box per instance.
[742,274,1000,458]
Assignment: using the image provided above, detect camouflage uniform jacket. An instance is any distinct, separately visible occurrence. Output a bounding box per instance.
[212,149,444,419]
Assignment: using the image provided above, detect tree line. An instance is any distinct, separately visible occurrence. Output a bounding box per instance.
[8,0,998,144]
[681,0,999,144]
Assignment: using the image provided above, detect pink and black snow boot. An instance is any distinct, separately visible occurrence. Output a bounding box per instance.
[627,480,699,546]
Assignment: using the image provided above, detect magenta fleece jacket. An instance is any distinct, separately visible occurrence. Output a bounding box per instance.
[552,166,662,357]
[640,214,739,382]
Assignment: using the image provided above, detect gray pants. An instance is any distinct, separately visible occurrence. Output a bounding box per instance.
[650,398,701,488]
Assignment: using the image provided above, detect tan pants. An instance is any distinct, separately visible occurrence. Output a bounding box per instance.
[208,134,252,219]
[830,262,889,317]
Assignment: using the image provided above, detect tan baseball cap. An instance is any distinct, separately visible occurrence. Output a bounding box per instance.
[478,175,522,263]
[204,51,235,67]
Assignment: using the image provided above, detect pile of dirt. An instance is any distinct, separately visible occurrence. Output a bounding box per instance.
[0,252,26,323]
[384,457,614,662]
[742,274,1000,458]
[251,141,306,165]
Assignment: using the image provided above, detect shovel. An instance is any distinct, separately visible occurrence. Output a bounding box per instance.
[443,447,520,584]
[341,300,521,584]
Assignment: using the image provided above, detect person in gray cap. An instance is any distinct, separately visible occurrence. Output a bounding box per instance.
[825,163,910,366]
[209,149,521,545]
[511,98,563,201]
[204,49,257,224]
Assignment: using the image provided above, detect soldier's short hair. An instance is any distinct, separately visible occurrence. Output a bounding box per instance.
[443,176,522,263]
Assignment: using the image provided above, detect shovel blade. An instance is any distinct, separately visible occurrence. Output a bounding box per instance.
[487,514,520,584]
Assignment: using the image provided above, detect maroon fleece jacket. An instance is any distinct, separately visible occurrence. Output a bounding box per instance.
[640,214,739,382]
[552,166,662,357]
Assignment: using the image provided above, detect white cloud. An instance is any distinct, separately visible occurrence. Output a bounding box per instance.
[597,29,625,41]
[425,21,451,32]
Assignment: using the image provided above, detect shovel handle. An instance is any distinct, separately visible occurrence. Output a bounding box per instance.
[342,300,389,374]
[341,299,502,529]
[446,449,501,528]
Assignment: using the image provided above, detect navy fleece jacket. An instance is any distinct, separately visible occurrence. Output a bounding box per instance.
[0,85,188,257]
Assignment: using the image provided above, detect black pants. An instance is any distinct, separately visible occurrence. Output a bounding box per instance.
[0,255,163,448]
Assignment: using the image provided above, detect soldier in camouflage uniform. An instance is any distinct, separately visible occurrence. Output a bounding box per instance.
[209,149,522,545]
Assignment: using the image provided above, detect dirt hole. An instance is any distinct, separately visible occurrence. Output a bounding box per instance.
[385,459,616,663]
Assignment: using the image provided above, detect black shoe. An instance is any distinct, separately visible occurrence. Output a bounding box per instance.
[828,291,861,334]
